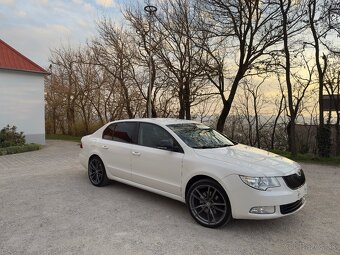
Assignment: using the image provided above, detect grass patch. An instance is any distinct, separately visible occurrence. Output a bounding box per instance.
[46,134,82,142]
[0,144,41,156]
[270,149,340,166]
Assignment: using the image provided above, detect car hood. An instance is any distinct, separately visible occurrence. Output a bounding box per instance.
[194,144,300,177]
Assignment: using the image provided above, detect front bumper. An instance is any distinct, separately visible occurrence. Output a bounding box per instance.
[222,174,307,219]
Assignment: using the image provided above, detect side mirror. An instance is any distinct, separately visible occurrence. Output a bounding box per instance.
[157,139,174,151]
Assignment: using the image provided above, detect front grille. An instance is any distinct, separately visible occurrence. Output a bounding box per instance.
[283,170,305,189]
[280,198,304,215]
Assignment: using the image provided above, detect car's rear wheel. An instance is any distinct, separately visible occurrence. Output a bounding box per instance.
[186,179,231,228]
[88,156,109,187]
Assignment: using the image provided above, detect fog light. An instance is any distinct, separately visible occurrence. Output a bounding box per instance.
[249,206,275,214]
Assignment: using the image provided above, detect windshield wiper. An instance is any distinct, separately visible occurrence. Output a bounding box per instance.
[192,144,234,149]
[192,145,219,149]
[215,144,234,147]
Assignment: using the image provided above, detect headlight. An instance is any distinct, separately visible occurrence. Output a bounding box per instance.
[239,176,280,191]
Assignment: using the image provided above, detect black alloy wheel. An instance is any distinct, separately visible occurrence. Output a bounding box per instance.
[187,179,231,228]
[88,156,109,187]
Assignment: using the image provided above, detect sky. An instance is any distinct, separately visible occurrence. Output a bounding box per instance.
[0,0,134,68]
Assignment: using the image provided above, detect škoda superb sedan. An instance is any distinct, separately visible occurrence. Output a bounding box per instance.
[80,118,307,228]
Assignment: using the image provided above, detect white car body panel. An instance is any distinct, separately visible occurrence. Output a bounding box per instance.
[99,139,133,180]
[131,144,183,196]
[194,144,301,177]
[80,118,307,220]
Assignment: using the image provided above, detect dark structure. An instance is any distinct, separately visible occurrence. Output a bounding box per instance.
[323,95,340,112]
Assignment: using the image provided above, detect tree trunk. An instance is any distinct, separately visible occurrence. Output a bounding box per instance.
[121,80,133,119]
[254,97,260,148]
[287,120,297,155]
[178,82,185,119]
[184,80,191,120]
[52,108,57,134]
[271,95,284,150]
[152,103,157,118]
[216,72,244,132]
[336,112,340,156]
[67,107,75,136]
[216,101,229,132]
[336,124,340,156]
[280,0,297,156]
[309,1,330,156]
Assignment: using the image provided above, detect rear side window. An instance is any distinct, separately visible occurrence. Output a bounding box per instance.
[102,122,137,144]
[103,124,115,140]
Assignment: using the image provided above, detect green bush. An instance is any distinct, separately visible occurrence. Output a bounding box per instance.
[46,134,82,142]
[0,144,40,156]
[270,149,340,165]
[0,125,25,148]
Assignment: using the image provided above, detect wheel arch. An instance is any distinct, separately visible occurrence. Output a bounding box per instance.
[89,154,102,164]
[184,174,228,200]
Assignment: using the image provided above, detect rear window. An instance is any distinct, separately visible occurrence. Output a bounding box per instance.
[102,122,137,144]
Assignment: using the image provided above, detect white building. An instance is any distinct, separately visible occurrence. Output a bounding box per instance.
[0,39,48,144]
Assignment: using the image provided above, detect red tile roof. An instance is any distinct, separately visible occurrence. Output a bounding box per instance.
[0,39,48,74]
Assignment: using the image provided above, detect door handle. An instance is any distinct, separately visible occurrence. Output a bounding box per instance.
[102,145,109,149]
[132,151,141,156]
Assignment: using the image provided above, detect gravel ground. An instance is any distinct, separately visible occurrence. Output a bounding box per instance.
[0,140,339,255]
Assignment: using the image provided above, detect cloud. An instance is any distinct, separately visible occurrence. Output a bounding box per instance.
[83,3,95,12]
[0,0,15,6]
[0,0,123,66]
[2,24,73,66]
[32,0,49,6]
[95,0,116,8]
[15,10,27,17]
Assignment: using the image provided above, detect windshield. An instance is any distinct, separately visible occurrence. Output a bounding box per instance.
[167,123,235,149]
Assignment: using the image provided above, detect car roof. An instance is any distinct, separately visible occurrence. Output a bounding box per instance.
[112,118,199,126]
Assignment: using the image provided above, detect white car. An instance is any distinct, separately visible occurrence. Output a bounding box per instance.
[80,118,307,228]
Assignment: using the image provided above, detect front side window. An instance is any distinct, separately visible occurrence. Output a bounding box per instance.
[102,122,137,144]
[138,123,181,151]
[167,123,235,149]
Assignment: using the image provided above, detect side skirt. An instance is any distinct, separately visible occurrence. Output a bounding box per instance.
[109,175,186,203]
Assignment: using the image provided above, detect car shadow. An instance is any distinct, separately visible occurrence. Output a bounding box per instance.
[79,171,303,232]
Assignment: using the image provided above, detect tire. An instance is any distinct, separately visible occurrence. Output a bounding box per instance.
[186,178,232,228]
[88,156,109,187]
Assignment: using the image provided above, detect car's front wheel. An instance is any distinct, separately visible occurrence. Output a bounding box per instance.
[88,156,109,187]
[186,179,232,228]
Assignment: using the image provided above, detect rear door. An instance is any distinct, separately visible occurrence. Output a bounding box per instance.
[99,122,138,180]
[131,122,184,196]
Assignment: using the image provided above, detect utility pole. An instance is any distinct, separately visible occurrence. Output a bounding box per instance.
[144,1,157,118]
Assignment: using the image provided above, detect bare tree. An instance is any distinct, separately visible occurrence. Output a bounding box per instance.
[124,6,159,117]
[49,47,81,135]
[274,0,308,155]
[154,0,207,119]
[324,0,340,55]
[199,0,295,132]
[324,58,340,155]
[270,80,286,150]
[90,20,143,119]
[236,78,271,148]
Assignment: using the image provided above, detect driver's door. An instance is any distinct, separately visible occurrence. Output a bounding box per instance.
[131,123,184,196]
